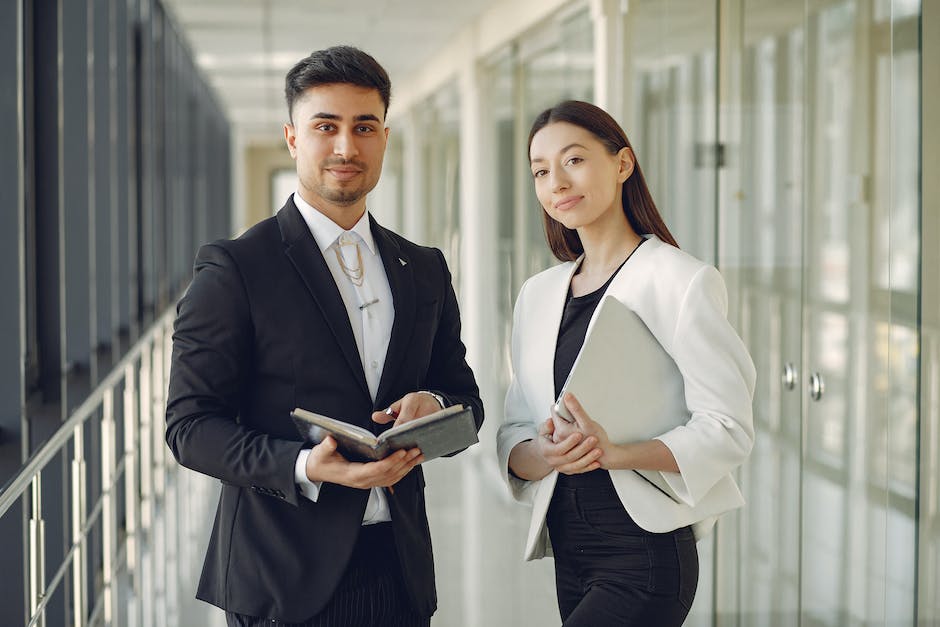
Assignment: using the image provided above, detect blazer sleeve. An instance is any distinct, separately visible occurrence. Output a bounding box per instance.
[165,243,305,506]
[424,249,484,432]
[496,279,541,503]
[654,265,756,507]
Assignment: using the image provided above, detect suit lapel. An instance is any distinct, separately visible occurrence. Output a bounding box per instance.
[277,200,370,398]
[370,216,416,407]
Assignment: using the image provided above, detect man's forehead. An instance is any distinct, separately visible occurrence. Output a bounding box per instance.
[296,84,385,118]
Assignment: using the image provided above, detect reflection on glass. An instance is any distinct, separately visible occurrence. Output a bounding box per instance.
[628,0,718,262]
[416,83,461,287]
[625,2,719,624]
[728,0,920,623]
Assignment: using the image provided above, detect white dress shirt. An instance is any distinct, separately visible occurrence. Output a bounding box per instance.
[291,192,394,524]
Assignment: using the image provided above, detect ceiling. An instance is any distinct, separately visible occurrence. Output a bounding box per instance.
[162,0,498,145]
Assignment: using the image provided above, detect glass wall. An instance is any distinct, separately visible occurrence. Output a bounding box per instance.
[622,4,721,623]
[0,0,231,623]
[416,83,462,286]
[721,0,922,624]
[626,0,719,263]
[411,1,926,624]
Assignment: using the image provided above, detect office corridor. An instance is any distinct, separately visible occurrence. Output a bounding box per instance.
[0,0,937,625]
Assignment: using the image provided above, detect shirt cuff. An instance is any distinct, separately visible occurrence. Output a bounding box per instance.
[294,449,322,502]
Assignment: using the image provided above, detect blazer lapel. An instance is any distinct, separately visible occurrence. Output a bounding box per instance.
[532,258,583,408]
[370,217,416,407]
[276,200,370,398]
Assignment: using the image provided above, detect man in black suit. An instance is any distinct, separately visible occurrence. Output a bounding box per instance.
[165,46,483,627]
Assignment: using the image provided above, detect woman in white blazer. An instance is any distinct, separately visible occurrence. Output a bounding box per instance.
[497,101,756,626]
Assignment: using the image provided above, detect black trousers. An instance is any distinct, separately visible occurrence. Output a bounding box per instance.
[547,473,698,627]
[225,523,430,627]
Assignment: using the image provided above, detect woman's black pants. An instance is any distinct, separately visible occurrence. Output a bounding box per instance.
[547,473,698,626]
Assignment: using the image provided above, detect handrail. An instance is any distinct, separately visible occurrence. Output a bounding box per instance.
[0,308,176,518]
[0,302,221,626]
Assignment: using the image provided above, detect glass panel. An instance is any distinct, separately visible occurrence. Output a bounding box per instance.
[876,2,920,622]
[801,1,920,624]
[416,83,462,289]
[517,8,594,284]
[628,0,718,262]
[801,3,865,623]
[625,3,720,624]
[723,2,805,623]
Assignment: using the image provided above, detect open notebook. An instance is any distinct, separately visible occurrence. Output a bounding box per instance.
[553,295,690,501]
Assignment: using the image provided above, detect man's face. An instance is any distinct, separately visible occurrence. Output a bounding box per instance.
[284,83,389,223]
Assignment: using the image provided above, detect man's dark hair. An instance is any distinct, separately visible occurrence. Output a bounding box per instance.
[285,45,391,122]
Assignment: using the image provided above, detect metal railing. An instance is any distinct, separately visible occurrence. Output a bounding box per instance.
[0,308,219,627]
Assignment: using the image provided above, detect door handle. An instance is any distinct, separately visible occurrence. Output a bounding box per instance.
[782,362,798,390]
[809,372,824,401]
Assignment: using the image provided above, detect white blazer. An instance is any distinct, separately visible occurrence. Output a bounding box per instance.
[496,236,756,561]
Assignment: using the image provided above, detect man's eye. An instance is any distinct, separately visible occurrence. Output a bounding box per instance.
[316,123,335,132]
[356,125,375,133]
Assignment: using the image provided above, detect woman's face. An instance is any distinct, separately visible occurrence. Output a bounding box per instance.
[529,122,633,231]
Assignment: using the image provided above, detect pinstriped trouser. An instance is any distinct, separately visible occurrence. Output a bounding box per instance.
[225,523,431,627]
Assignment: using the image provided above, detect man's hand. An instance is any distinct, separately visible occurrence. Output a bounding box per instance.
[535,414,602,475]
[371,392,443,428]
[305,436,424,489]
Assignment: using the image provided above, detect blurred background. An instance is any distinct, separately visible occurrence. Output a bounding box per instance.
[0,0,937,625]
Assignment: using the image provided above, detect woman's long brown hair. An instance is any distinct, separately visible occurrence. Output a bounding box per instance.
[528,100,678,261]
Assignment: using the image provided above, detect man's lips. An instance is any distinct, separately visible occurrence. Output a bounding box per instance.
[554,196,583,211]
[326,167,363,181]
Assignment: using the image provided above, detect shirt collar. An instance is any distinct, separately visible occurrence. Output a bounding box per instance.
[293,192,378,256]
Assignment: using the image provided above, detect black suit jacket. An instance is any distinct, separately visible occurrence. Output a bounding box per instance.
[165,199,483,621]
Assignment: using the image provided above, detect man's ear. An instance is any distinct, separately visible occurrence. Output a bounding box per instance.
[617,147,635,183]
[284,123,297,158]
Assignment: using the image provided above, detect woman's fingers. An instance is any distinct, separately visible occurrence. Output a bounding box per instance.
[544,433,598,469]
[563,392,591,431]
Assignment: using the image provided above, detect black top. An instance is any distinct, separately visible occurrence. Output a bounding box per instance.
[552,239,645,488]
[553,239,645,398]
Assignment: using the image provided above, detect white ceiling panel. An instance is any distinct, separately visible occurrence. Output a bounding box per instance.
[163,0,499,144]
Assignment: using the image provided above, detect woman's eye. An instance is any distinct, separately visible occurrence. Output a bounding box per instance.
[566,157,583,166]
[532,169,547,178]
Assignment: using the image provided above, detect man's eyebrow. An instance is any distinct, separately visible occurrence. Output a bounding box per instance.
[308,112,382,123]
[530,143,589,163]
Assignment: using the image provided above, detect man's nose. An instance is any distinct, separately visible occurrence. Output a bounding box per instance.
[333,130,359,159]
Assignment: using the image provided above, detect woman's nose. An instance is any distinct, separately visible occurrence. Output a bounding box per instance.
[550,170,569,193]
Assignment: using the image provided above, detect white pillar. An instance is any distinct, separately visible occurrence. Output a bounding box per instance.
[591,0,627,121]
[457,51,490,627]
[401,110,425,243]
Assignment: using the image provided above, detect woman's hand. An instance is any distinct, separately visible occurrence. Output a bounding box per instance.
[555,393,615,469]
[535,414,603,475]
[558,392,681,473]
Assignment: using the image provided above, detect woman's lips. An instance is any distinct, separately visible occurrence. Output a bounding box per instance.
[554,196,583,211]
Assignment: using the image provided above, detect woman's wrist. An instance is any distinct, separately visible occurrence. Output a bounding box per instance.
[509,439,553,481]
[599,442,632,470]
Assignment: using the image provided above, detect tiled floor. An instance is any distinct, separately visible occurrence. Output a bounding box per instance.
[176,444,714,627]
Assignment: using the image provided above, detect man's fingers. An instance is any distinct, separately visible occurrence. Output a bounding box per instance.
[372,399,403,424]
[316,436,338,455]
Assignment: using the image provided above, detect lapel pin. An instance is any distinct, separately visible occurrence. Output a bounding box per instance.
[398,258,407,266]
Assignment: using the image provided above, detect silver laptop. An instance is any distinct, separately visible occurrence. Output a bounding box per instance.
[553,295,689,501]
